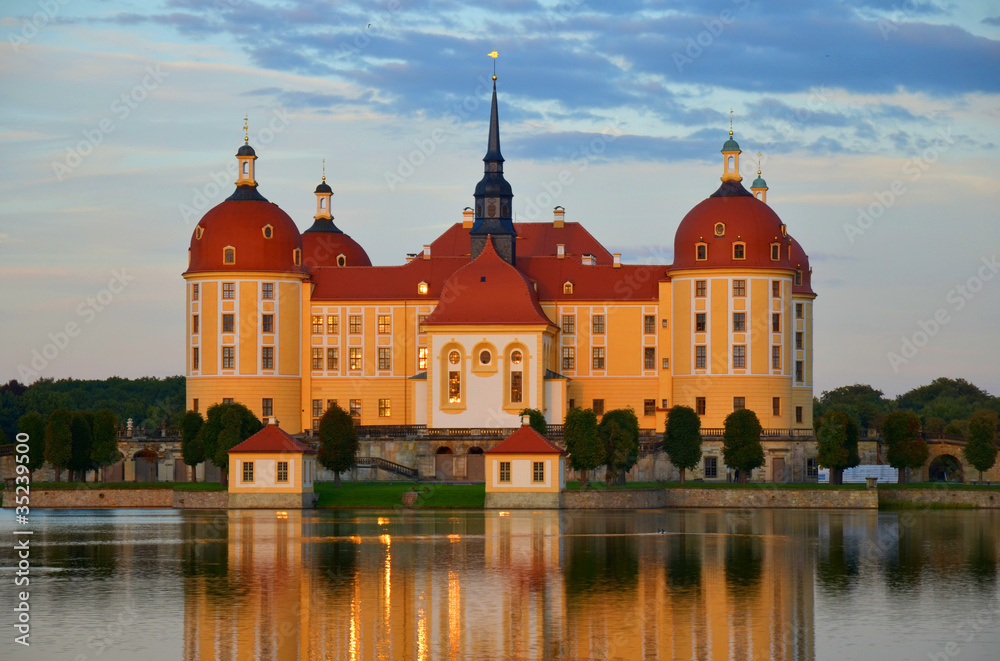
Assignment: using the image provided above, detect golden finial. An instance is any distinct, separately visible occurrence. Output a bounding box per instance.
[322,159,326,182]
[243,115,248,143]
[488,50,498,80]
[757,151,762,175]
[729,108,733,137]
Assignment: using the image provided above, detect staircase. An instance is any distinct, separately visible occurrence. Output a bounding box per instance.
[356,456,418,480]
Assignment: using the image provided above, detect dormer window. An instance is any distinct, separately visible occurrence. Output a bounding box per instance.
[337,254,346,267]
[696,243,708,261]
[417,281,428,295]
[262,225,273,239]
[733,242,746,260]
[195,226,204,240]
[714,223,725,237]
[563,281,574,295]
[293,249,301,266]
[770,243,780,261]
[223,246,236,265]
[795,270,803,286]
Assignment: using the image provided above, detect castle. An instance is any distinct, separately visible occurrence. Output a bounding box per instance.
[182,78,815,444]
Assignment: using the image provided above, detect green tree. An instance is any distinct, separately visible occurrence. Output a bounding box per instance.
[814,384,892,429]
[723,409,764,484]
[964,409,998,484]
[518,408,547,436]
[882,410,928,484]
[896,377,1000,425]
[45,408,74,483]
[318,402,359,487]
[90,409,121,481]
[599,408,639,486]
[923,417,946,434]
[564,407,602,488]
[815,410,860,485]
[17,412,47,473]
[180,410,205,482]
[69,412,95,482]
[663,406,702,484]
[195,402,261,486]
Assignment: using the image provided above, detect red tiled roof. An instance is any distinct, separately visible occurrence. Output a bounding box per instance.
[517,257,662,301]
[788,235,816,296]
[486,424,566,454]
[429,221,613,262]
[185,200,306,275]
[422,238,554,327]
[302,231,372,268]
[228,424,317,454]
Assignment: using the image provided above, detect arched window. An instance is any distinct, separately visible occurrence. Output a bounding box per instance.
[223,246,236,265]
[293,249,301,266]
[795,270,803,286]
[417,281,428,295]
[242,161,249,175]
[563,281,574,295]
[770,243,780,261]
[320,198,327,209]
[696,243,708,261]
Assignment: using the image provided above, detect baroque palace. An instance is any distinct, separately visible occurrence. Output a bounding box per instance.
[182,78,816,451]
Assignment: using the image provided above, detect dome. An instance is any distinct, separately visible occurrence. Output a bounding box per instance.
[302,218,372,268]
[670,180,794,271]
[315,181,332,194]
[186,198,305,275]
[751,175,768,189]
[788,235,815,296]
[722,137,740,152]
[237,143,256,157]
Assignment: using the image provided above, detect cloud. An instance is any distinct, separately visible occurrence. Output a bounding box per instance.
[983,16,1000,26]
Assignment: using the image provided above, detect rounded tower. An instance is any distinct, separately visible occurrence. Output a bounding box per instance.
[301,166,371,268]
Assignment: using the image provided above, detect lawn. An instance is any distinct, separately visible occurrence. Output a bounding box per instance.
[564,481,867,490]
[879,482,1000,490]
[314,481,485,508]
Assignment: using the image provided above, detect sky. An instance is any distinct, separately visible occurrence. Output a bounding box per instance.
[0,0,998,398]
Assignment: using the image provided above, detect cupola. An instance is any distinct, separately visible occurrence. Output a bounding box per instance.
[721,110,742,183]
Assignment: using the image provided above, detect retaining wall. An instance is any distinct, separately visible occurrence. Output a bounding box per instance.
[561,487,877,509]
[878,488,1000,508]
[2,488,227,509]
[561,489,667,509]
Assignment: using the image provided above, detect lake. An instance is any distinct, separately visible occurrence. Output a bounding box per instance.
[3,507,998,660]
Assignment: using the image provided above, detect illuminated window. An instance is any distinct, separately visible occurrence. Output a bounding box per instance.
[562,315,575,334]
[276,461,288,483]
[733,280,746,296]
[350,399,361,418]
[192,314,199,334]
[592,315,605,334]
[592,399,604,415]
[262,282,273,299]
[327,315,338,334]
[417,281,429,295]
[644,315,656,334]
[592,347,605,369]
[418,347,428,370]
[261,398,273,417]
[696,397,706,415]
[312,400,323,417]
[733,397,746,411]
[223,247,235,264]
[695,345,707,369]
[242,461,254,483]
[499,461,511,483]
[262,346,274,370]
[192,347,199,370]
[378,314,391,334]
[449,350,461,364]
[349,347,361,370]
[349,315,362,333]
[772,346,781,370]
[772,313,781,332]
[222,346,235,369]
[379,398,391,417]
[562,346,575,370]
[733,313,745,332]
[192,283,199,300]
[262,314,274,333]
[644,399,655,416]
[312,315,323,334]
[378,347,391,371]
[696,313,706,332]
[327,348,338,370]
[311,348,323,370]
[448,371,461,403]
[510,350,522,365]
[695,280,707,297]
[510,372,522,403]
[222,314,234,333]
[733,345,746,368]
[644,347,655,370]
[532,461,545,483]
[563,281,574,295]
[222,282,235,299]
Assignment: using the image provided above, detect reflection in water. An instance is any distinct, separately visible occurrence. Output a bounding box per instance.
[7,509,999,660]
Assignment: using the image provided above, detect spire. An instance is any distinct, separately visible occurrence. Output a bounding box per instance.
[484,79,504,164]
[228,116,267,201]
[721,115,742,183]
[751,151,769,203]
[313,162,334,222]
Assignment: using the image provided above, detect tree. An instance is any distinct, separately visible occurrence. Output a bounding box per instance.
[564,407,602,488]
[815,410,860,485]
[45,408,74,483]
[69,412,95,482]
[518,408,547,436]
[214,409,244,487]
[663,406,702,484]
[180,410,205,482]
[882,410,928,484]
[964,409,998,484]
[814,384,892,430]
[17,412,46,473]
[723,409,764,484]
[598,408,639,486]
[90,409,122,481]
[195,402,261,486]
[317,402,359,487]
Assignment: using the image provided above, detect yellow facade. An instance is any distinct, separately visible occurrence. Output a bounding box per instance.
[227,450,315,494]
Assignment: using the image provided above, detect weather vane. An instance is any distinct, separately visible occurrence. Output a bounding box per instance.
[757,151,762,175]
[488,50,498,80]
[729,108,733,137]
[243,115,249,143]
[322,158,326,182]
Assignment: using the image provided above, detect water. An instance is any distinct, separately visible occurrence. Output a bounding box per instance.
[3,508,998,660]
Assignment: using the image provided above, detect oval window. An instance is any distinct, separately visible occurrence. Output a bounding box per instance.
[714,223,725,236]
[479,350,491,365]
[448,350,461,365]
[263,226,273,239]
[510,350,522,365]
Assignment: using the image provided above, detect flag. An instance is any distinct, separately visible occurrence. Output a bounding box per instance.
[487,51,498,58]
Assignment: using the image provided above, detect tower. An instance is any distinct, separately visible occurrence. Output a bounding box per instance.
[469,76,517,265]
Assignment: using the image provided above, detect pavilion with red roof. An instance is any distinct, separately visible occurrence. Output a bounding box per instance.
[227,418,318,509]
[484,416,566,509]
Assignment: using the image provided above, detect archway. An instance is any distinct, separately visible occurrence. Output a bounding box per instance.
[133,448,159,483]
[467,447,485,482]
[435,446,454,481]
[928,455,963,483]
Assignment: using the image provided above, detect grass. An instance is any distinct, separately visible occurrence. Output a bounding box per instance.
[313,481,485,508]
[879,501,978,510]
[25,481,225,491]
[565,481,866,490]
[879,482,1000,491]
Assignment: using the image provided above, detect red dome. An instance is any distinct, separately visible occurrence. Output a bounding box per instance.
[186,198,305,275]
[671,181,794,272]
[301,222,371,269]
[788,235,815,296]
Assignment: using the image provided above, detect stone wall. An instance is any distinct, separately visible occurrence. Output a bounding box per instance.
[878,488,1000,508]
[172,491,228,509]
[561,489,667,509]
[661,487,878,509]
[485,492,561,509]
[228,492,316,509]
[2,487,227,509]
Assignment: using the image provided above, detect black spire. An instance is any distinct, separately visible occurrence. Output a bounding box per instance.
[470,78,516,265]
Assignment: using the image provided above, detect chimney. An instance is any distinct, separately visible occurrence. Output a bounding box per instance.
[582,254,595,266]
[423,244,431,260]
[556,244,565,259]
[462,207,474,229]
[521,415,531,426]
[553,206,565,228]
[267,417,279,426]
[613,253,621,269]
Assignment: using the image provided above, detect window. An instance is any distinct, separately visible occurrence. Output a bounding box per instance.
[223,398,234,405]
[795,270,803,286]
[662,358,670,369]
[378,314,391,334]
[349,315,362,333]
[327,315,338,334]
[563,281,574,294]
[562,315,575,334]
[568,399,575,409]
[262,225,273,239]
[695,313,706,332]
[223,247,235,264]
[644,399,655,416]
[704,456,718,478]
[417,281,428,295]
[644,315,656,334]
[309,348,322,370]
[796,332,803,350]
[337,255,346,267]
[733,280,746,296]
[796,406,804,424]
[349,347,362,371]
[262,398,273,417]
[191,314,199,334]
[695,346,707,369]
[262,282,273,299]
[772,397,780,416]
[479,349,493,365]
[350,399,361,418]
[592,399,604,415]
[510,372,522,403]
[418,314,428,331]
[714,223,725,237]
[312,315,323,334]
[772,280,780,298]
[733,345,746,368]
[696,244,708,261]
[771,244,780,261]
[592,347,605,370]
[806,457,818,478]
[192,347,199,370]
[293,249,301,266]
[262,314,274,333]
[327,348,338,370]
[262,346,274,370]
[796,303,804,319]
[379,398,391,417]
[562,346,575,370]
[772,346,781,369]
[449,350,461,364]
[448,371,461,403]
[276,461,288,483]
[192,283,199,301]
[733,312,746,332]
[193,398,198,413]
[242,461,254,483]
[733,243,745,260]
[222,282,235,299]
[510,350,522,365]
[644,347,656,370]
[378,347,391,371]
[222,346,235,369]
[499,461,511,483]
[696,397,706,415]
[772,313,781,332]
[313,400,324,417]
[733,397,746,411]
[695,280,707,297]
[796,360,804,382]
[532,461,545,483]
[222,314,234,333]
[592,315,605,334]
[418,347,428,370]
